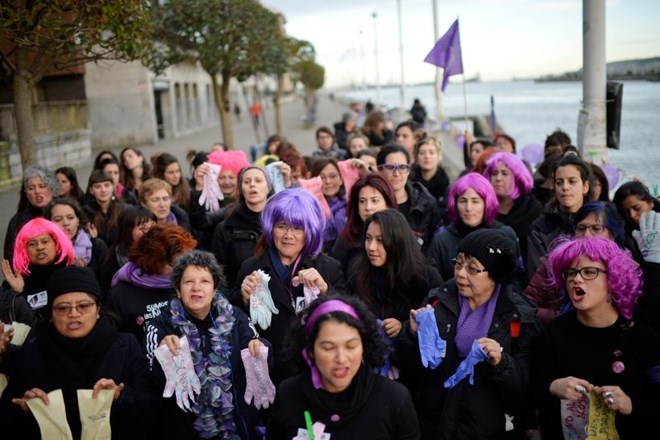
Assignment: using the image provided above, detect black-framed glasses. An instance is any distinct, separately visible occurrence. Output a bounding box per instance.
[574,224,607,235]
[377,164,411,174]
[562,267,608,281]
[52,301,97,316]
[451,258,488,276]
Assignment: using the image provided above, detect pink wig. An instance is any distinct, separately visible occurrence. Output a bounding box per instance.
[13,217,75,275]
[484,152,533,200]
[207,149,250,176]
[447,172,499,226]
[547,236,643,320]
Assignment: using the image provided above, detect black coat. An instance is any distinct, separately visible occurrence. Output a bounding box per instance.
[496,192,543,265]
[0,318,159,439]
[233,252,345,384]
[400,181,443,254]
[527,207,574,278]
[397,282,539,439]
[188,189,230,250]
[145,299,266,439]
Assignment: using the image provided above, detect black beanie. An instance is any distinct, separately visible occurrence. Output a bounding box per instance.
[457,229,517,284]
[48,266,102,307]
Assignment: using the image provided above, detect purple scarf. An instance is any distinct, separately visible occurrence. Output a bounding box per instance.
[73,230,93,265]
[455,285,501,357]
[111,261,172,289]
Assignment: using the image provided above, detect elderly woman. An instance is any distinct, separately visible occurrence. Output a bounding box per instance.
[268,295,420,439]
[1,218,75,320]
[0,266,159,439]
[107,223,197,344]
[377,144,442,254]
[145,250,267,439]
[212,166,272,290]
[401,229,539,439]
[45,197,108,279]
[4,167,59,262]
[533,237,660,438]
[429,172,521,282]
[484,152,542,263]
[140,178,191,232]
[332,173,398,274]
[237,188,345,384]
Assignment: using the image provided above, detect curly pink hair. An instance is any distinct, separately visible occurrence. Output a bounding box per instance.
[13,218,75,275]
[207,149,250,176]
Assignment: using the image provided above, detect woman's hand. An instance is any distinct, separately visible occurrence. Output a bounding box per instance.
[87,222,98,238]
[241,271,261,305]
[277,162,292,188]
[0,323,14,357]
[93,378,125,402]
[408,305,433,335]
[194,163,211,191]
[160,335,181,356]
[549,376,594,400]
[75,256,86,267]
[381,318,402,338]
[346,158,372,176]
[12,388,49,412]
[594,385,633,415]
[477,337,503,366]
[2,259,24,294]
[292,268,329,295]
[247,338,264,357]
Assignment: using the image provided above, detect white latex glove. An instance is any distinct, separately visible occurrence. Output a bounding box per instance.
[199,163,223,212]
[250,270,279,330]
[633,210,660,263]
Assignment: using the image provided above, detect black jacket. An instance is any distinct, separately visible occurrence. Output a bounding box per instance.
[145,300,265,439]
[0,286,36,326]
[188,189,229,250]
[233,252,345,384]
[397,282,539,439]
[400,181,442,254]
[527,207,574,278]
[496,192,543,265]
[212,204,262,290]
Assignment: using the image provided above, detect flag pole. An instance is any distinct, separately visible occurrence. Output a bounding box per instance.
[461,73,468,133]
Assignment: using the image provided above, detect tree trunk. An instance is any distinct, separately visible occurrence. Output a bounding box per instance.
[13,47,36,169]
[219,72,234,148]
[274,74,283,135]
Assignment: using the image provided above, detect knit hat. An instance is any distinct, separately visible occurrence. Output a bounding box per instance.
[48,266,102,307]
[457,229,517,284]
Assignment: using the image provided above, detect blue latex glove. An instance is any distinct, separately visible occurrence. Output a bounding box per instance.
[443,340,488,388]
[374,319,400,379]
[414,308,446,369]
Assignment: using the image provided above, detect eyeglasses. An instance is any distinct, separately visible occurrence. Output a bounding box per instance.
[562,267,608,281]
[52,301,97,316]
[274,223,304,234]
[574,224,606,235]
[451,258,488,276]
[378,164,411,174]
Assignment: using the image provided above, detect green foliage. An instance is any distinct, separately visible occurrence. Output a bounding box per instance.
[298,60,325,91]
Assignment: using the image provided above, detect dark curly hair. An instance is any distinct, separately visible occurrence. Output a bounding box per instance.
[280,295,387,375]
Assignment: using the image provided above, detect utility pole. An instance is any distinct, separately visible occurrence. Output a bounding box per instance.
[372,11,381,106]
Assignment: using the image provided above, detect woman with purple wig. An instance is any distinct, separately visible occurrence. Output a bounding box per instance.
[533,237,660,438]
[236,188,346,384]
[428,172,522,282]
[484,152,542,264]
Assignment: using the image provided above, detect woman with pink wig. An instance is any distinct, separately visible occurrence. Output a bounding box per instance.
[428,172,521,281]
[1,218,75,320]
[533,237,660,438]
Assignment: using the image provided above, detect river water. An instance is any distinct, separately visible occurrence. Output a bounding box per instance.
[340,80,660,194]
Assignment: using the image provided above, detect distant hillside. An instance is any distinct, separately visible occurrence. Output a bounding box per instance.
[536,57,660,82]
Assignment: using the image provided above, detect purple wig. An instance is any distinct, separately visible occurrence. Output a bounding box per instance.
[447,173,499,226]
[261,188,326,258]
[484,152,533,200]
[13,218,75,275]
[547,236,642,319]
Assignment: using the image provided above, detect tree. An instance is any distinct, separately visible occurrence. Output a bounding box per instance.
[0,1,153,169]
[151,0,286,148]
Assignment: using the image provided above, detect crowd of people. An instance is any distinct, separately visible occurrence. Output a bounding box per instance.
[1,99,660,439]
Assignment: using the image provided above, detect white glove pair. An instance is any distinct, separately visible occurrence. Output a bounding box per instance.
[633,210,660,264]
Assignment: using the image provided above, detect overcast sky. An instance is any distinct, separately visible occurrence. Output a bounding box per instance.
[264,0,660,87]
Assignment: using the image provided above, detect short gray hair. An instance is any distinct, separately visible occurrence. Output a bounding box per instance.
[23,166,60,196]
[171,250,226,293]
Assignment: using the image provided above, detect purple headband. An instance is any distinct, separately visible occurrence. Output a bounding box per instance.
[302,299,361,389]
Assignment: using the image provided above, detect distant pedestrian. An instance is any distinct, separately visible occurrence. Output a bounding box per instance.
[410,98,427,127]
[250,101,262,126]
[233,103,241,122]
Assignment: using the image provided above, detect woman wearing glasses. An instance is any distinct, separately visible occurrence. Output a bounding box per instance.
[429,172,521,282]
[400,229,539,439]
[533,237,660,438]
[376,144,442,254]
[0,266,158,439]
[236,188,346,384]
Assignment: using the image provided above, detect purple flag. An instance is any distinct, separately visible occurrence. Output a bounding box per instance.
[424,19,463,91]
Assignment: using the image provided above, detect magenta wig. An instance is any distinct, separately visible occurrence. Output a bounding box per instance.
[207,149,250,176]
[484,152,533,200]
[447,172,499,226]
[13,217,75,275]
[261,188,326,258]
[547,236,643,320]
